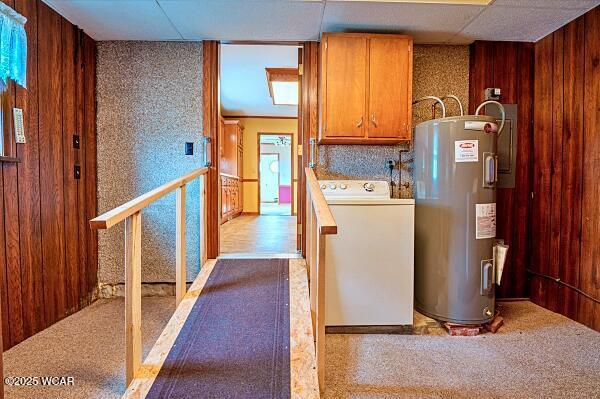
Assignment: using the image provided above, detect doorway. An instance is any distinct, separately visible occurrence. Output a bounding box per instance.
[259,133,293,216]
[216,43,300,255]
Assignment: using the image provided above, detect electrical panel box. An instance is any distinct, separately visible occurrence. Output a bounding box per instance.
[487,103,517,188]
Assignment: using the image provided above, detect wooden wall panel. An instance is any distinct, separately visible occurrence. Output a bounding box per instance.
[0,0,98,351]
[15,0,45,338]
[579,6,600,331]
[494,8,600,331]
[0,169,10,350]
[469,41,534,299]
[546,28,563,314]
[469,7,599,331]
[531,35,553,307]
[38,0,67,325]
[1,0,24,349]
[62,20,80,315]
[558,18,585,321]
[83,33,97,300]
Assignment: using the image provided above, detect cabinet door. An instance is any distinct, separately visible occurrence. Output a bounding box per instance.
[367,37,412,139]
[221,185,227,217]
[322,35,367,138]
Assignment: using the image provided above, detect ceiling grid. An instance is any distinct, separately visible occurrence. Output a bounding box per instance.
[42,0,598,43]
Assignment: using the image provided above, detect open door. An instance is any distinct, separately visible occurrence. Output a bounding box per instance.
[298,42,319,255]
[202,41,221,259]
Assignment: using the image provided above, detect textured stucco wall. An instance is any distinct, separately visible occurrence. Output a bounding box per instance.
[96,42,204,284]
[316,45,470,198]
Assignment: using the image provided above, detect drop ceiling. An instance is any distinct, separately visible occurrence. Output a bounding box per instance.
[43,0,599,44]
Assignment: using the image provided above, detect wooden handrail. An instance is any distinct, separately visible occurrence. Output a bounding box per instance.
[90,167,208,230]
[304,166,337,395]
[304,167,337,235]
[89,166,209,389]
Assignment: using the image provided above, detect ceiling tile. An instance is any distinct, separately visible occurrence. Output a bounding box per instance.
[491,0,599,9]
[158,0,325,41]
[43,0,183,40]
[456,5,593,42]
[321,2,486,43]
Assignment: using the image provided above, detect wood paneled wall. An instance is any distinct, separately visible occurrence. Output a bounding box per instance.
[0,0,97,350]
[470,7,600,331]
[469,41,534,299]
[530,8,600,331]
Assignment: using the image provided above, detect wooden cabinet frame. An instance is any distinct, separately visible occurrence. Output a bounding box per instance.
[319,32,413,144]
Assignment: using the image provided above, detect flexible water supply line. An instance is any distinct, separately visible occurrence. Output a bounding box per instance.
[412,96,446,119]
[475,100,506,135]
[442,95,464,116]
[432,95,464,117]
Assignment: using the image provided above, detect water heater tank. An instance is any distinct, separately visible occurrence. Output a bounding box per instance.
[414,115,498,324]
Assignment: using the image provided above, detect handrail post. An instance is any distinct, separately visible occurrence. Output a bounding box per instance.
[176,185,187,306]
[125,211,142,387]
[315,232,326,393]
[305,191,312,280]
[310,200,318,335]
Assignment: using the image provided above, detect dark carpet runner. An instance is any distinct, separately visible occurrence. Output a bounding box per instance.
[146,258,291,399]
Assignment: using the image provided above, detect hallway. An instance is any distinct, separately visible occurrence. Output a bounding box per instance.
[220,215,297,254]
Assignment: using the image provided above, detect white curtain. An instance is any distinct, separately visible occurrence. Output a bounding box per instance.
[0,2,26,89]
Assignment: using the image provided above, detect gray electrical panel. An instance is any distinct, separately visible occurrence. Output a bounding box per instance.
[488,104,518,188]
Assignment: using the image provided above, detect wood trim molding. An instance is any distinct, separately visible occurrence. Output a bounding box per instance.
[0,156,20,163]
[202,41,220,259]
[299,42,319,256]
[221,115,298,120]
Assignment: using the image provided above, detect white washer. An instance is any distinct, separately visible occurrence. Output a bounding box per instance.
[320,180,414,326]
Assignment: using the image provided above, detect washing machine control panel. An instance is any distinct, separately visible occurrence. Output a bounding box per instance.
[318,180,391,199]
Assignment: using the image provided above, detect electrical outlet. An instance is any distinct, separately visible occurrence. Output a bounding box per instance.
[185,142,194,155]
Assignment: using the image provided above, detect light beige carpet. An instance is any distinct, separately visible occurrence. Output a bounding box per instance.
[3,299,599,398]
[4,297,174,399]
[325,301,600,399]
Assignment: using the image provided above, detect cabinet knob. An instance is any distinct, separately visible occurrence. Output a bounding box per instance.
[356,116,364,128]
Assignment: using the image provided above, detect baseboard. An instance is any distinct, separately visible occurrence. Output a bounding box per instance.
[241,212,259,216]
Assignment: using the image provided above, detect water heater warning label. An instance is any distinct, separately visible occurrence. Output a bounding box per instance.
[455,140,479,162]
[476,203,496,239]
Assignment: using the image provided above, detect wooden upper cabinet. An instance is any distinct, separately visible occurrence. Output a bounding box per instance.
[321,34,367,138]
[221,120,243,177]
[368,37,412,139]
[320,33,413,144]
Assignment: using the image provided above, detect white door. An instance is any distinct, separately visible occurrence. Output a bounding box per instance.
[260,154,279,203]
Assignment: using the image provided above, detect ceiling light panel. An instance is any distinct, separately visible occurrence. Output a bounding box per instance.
[271,82,299,106]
